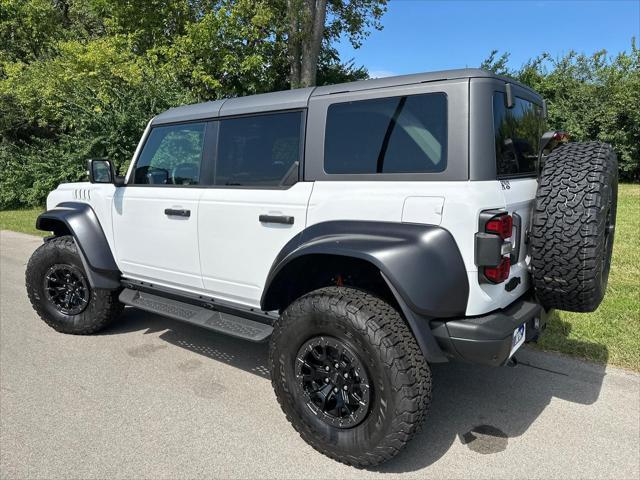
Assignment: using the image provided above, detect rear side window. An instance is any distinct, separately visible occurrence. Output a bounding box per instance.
[215,111,301,187]
[133,123,206,185]
[324,93,447,174]
[493,92,545,178]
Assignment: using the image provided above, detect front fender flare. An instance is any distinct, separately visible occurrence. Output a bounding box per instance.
[36,202,120,289]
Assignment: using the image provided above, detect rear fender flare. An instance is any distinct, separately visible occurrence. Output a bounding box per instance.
[261,221,470,363]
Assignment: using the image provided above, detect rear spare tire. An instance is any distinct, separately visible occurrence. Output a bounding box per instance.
[530,142,617,312]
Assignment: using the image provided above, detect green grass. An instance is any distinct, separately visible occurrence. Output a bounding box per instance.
[1,185,638,370]
[0,208,46,236]
[535,183,640,371]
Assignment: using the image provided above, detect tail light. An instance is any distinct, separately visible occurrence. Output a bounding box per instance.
[485,213,513,239]
[484,257,511,283]
[476,210,514,284]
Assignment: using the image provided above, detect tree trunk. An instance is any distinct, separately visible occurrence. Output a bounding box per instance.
[300,0,327,87]
[287,0,302,88]
[288,0,327,88]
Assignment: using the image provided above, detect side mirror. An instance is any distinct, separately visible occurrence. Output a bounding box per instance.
[87,159,124,186]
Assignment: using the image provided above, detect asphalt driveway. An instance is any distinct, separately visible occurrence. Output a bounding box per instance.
[1,230,638,479]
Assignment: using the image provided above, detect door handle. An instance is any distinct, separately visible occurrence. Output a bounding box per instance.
[259,214,294,225]
[164,208,191,218]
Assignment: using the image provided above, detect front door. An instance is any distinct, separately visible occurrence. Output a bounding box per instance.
[198,111,312,307]
[113,121,211,290]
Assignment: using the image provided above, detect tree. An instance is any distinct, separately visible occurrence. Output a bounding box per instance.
[286,0,387,87]
[0,0,378,208]
[480,40,640,181]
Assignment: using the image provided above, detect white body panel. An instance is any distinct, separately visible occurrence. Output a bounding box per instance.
[306,180,532,315]
[111,187,204,289]
[45,175,536,318]
[197,183,313,306]
[46,182,117,255]
[45,175,535,316]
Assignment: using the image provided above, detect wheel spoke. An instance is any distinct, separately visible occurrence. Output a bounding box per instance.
[295,336,370,428]
[43,264,90,315]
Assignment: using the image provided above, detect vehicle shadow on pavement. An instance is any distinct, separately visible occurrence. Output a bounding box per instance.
[102,307,607,473]
[102,307,272,378]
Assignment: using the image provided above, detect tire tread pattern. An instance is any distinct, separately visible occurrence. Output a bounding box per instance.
[269,286,431,468]
[530,141,617,312]
[25,236,122,334]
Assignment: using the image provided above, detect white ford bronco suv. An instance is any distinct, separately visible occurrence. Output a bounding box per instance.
[26,69,617,467]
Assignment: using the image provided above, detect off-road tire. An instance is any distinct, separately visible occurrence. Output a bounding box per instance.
[269,286,431,468]
[25,235,122,334]
[530,142,618,312]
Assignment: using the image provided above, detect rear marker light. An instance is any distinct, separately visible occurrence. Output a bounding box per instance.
[486,214,513,239]
[484,257,511,283]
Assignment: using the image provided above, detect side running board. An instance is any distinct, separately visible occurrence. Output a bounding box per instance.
[119,288,273,342]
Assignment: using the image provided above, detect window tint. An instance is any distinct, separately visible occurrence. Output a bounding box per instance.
[133,123,206,185]
[493,92,545,178]
[324,93,447,174]
[215,112,301,186]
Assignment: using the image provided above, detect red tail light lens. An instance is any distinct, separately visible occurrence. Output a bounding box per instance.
[485,214,513,239]
[484,257,511,283]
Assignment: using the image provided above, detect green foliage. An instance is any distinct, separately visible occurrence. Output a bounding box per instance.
[0,0,371,208]
[482,41,640,181]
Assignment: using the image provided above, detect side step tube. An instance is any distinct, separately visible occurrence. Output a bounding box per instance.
[119,288,273,342]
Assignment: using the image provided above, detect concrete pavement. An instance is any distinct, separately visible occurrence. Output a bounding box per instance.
[1,230,638,479]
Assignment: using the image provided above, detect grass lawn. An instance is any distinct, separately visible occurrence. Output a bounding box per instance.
[0,208,46,237]
[535,183,640,371]
[1,185,638,370]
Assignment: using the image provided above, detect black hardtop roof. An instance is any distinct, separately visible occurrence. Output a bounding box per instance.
[151,68,539,125]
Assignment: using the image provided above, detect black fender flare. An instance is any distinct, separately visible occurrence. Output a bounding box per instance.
[261,221,470,363]
[36,202,120,289]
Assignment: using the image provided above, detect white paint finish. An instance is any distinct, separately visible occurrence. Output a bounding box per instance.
[46,182,118,260]
[307,180,538,315]
[111,187,204,289]
[307,180,504,271]
[45,175,537,316]
[198,183,314,306]
[401,196,444,225]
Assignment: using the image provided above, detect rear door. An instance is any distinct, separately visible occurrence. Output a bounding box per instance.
[198,111,312,307]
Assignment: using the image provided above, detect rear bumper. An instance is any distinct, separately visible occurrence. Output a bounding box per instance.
[431,296,550,367]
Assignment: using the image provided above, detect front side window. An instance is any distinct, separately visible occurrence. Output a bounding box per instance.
[324,93,447,174]
[133,123,206,185]
[215,112,301,187]
[493,92,545,178]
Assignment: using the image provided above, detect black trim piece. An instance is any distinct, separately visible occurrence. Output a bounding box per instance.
[511,212,522,263]
[119,288,273,342]
[120,278,276,325]
[474,232,503,267]
[36,202,120,289]
[381,273,448,363]
[259,214,294,225]
[432,297,547,367]
[261,220,469,318]
[164,208,191,217]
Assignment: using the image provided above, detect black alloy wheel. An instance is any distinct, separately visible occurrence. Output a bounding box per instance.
[295,336,371,428]
[43,264,90,315]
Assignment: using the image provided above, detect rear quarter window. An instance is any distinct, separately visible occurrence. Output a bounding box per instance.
[324,93,447,174]
[493,92,545,178]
